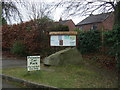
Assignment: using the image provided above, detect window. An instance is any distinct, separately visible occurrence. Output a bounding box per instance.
[79,26,83,30]
[91,24,97,30]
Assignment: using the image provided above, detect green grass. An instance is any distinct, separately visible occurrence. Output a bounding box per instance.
[3,80,28,88]
[2,62,118,88]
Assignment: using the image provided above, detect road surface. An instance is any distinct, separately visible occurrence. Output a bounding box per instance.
[1,58,27,88]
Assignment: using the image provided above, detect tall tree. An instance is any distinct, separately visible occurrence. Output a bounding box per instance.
[1,0,24,24]
[23,1,51,20]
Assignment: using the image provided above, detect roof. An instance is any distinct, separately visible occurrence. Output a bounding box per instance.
[59,20,70,24]
[55,19,73,25]
[76,13,111,26]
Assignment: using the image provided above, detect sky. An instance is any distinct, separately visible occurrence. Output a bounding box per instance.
[9,0,88,25]
[8,0,115,25]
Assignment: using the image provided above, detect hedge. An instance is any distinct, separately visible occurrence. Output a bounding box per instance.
[2,19,65,57]
[77,30,102,54]
[104,25,120,68]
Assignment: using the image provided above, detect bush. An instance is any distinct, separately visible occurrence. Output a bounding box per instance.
[2,21,66,58]
[51,24,69,31]
[77,30,101,54]
[11,41,27,56]
[104,25,120,68]
[74,28,84,33]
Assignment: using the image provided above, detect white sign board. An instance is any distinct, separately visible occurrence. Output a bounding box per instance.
[50,35,76,46]
[27,56,40,71]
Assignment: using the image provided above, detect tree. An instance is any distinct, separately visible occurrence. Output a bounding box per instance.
[33,16,54,42]
[53,0,120,25]
[2,17,7,25]
[114,1,120,25]
[1,0,24,24]
[23,1,51,20]
[51,24,69,31]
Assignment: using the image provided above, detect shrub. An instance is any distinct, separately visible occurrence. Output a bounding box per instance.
[104,25,120,68]
[2,19,67,58]
[2,17,7,25]
[51,24,69,31]
[77,30,101,54]
[11,41,27,56]
[74,28,84,33]
[26,26,32,31]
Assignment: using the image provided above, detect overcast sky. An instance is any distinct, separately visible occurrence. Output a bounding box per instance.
[9,0,116,25]
[10,0,88,25]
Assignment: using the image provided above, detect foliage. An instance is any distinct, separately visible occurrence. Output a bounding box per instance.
[2,19,65,58]
[77,30,101,54]
[1,1,23,23]
[74,28,84,33]
[26,26,32,31]
[2,17,7,25]
[104,25,120,55]
[51,24,69,31]
[104,25,120,68]
[0,5,2,26]
[114,1,120,26]
[35,16,54,34]
[36,16,53,26]
[11,41,27,56]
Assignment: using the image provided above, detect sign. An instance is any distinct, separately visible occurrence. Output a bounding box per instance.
[27,56,40,71]
[50,35,76,46]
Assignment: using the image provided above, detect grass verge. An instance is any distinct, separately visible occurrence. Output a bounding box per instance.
[2,62,118,88]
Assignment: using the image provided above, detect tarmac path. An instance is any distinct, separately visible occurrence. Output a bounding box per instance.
[2,59,27,69]
[1,58,27,88]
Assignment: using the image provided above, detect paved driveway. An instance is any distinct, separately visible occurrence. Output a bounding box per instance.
[2,58,27,69]
[1,58,27,88]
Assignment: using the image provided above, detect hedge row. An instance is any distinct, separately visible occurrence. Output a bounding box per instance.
[2,20,65,57]
[77,26,120,68]
[103,25,120,68]
[77,30,102,54]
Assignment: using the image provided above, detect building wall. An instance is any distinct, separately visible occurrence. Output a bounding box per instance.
[76,13,114,32]
[64,20,76,31]
[102,13,114,31]
[77,22,104,32]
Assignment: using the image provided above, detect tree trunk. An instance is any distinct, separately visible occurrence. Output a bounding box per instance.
[114,1,120,26]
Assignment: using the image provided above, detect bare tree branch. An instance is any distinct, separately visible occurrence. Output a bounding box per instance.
[1,0,25,24]
[22,1,51,21]
[51,0,116,18]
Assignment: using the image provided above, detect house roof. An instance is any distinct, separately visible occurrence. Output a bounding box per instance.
[55,19,73,25]
[76,13,112,26]
[59,20,70,24]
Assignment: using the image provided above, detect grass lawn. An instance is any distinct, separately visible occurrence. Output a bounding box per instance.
[2,59,118,88]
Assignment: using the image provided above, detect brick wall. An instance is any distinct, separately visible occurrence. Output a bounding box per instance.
[76,13,114,32]
[64,20,76,31]
[77,22,104,32]
[102,13,114,31]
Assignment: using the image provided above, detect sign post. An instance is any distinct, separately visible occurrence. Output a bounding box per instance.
[49,31,77,47]
[27,56,40,71]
